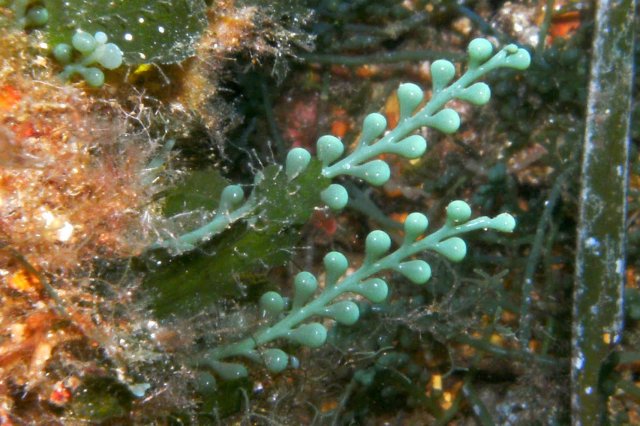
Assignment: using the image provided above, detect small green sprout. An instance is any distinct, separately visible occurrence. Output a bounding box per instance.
[197,201,517,380]
[53,30,124,87]
[6,0,48,28]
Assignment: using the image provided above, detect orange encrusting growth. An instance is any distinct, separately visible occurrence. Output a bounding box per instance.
[0,16,152,420]
[0,84,21,110]
[548,11,581,41]
[7,268,42,294]
[0,35,149,271]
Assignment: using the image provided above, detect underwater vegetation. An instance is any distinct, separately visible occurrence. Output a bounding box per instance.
[53,30,124,87]
[184,39,530,381]
[0,0,638,424]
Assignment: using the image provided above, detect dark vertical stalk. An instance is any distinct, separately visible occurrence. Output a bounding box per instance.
[572,0,636,424]
[519,165,574,350]
[260,79,286,163]
[536,0,555,53]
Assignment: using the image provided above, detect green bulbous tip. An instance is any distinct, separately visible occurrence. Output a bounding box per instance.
[317,135,344,165]
[354,369,375,386]
[324,251,348,284]
[446,200,472,224]
[260,291,285,315]
[360,113,387,145]
[468,38,494,64]
[505,48,531,70]
[365,230,391,261]
[53,43,73,64]
[488,163,507,183]
[263,348,288,373]
[505,44,519,54]
[293,271,317,307]
[490,213,516,232]
[397,83,424,119]
[72,31,97,54]
[435,237,467,262]
[94,31,108,44]
[287,323,327,348]
[321,184,348,210]
[195,372,217,393]
[285,147,312,179]
[353,278,388,303]
[391,135,427,159]
[323,301,360,325]
[219,185,244,211]
[459,83,491,105]
[80,67,105,87]
[355,159,391,186]
[96,43,124,70]
[397,260,431,284]
[209,360,248,381]
[426,108,460,134]
[289,356,300,369]
[404,212,428,241]
[26,6,48,27]
[431,59,456,91]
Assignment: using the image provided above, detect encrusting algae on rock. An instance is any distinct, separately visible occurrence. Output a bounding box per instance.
[0,2,317,420]
[0,28,149,271]
[0,11,159,421]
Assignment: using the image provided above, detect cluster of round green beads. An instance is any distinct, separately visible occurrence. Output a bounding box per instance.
[54,30,124,87]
